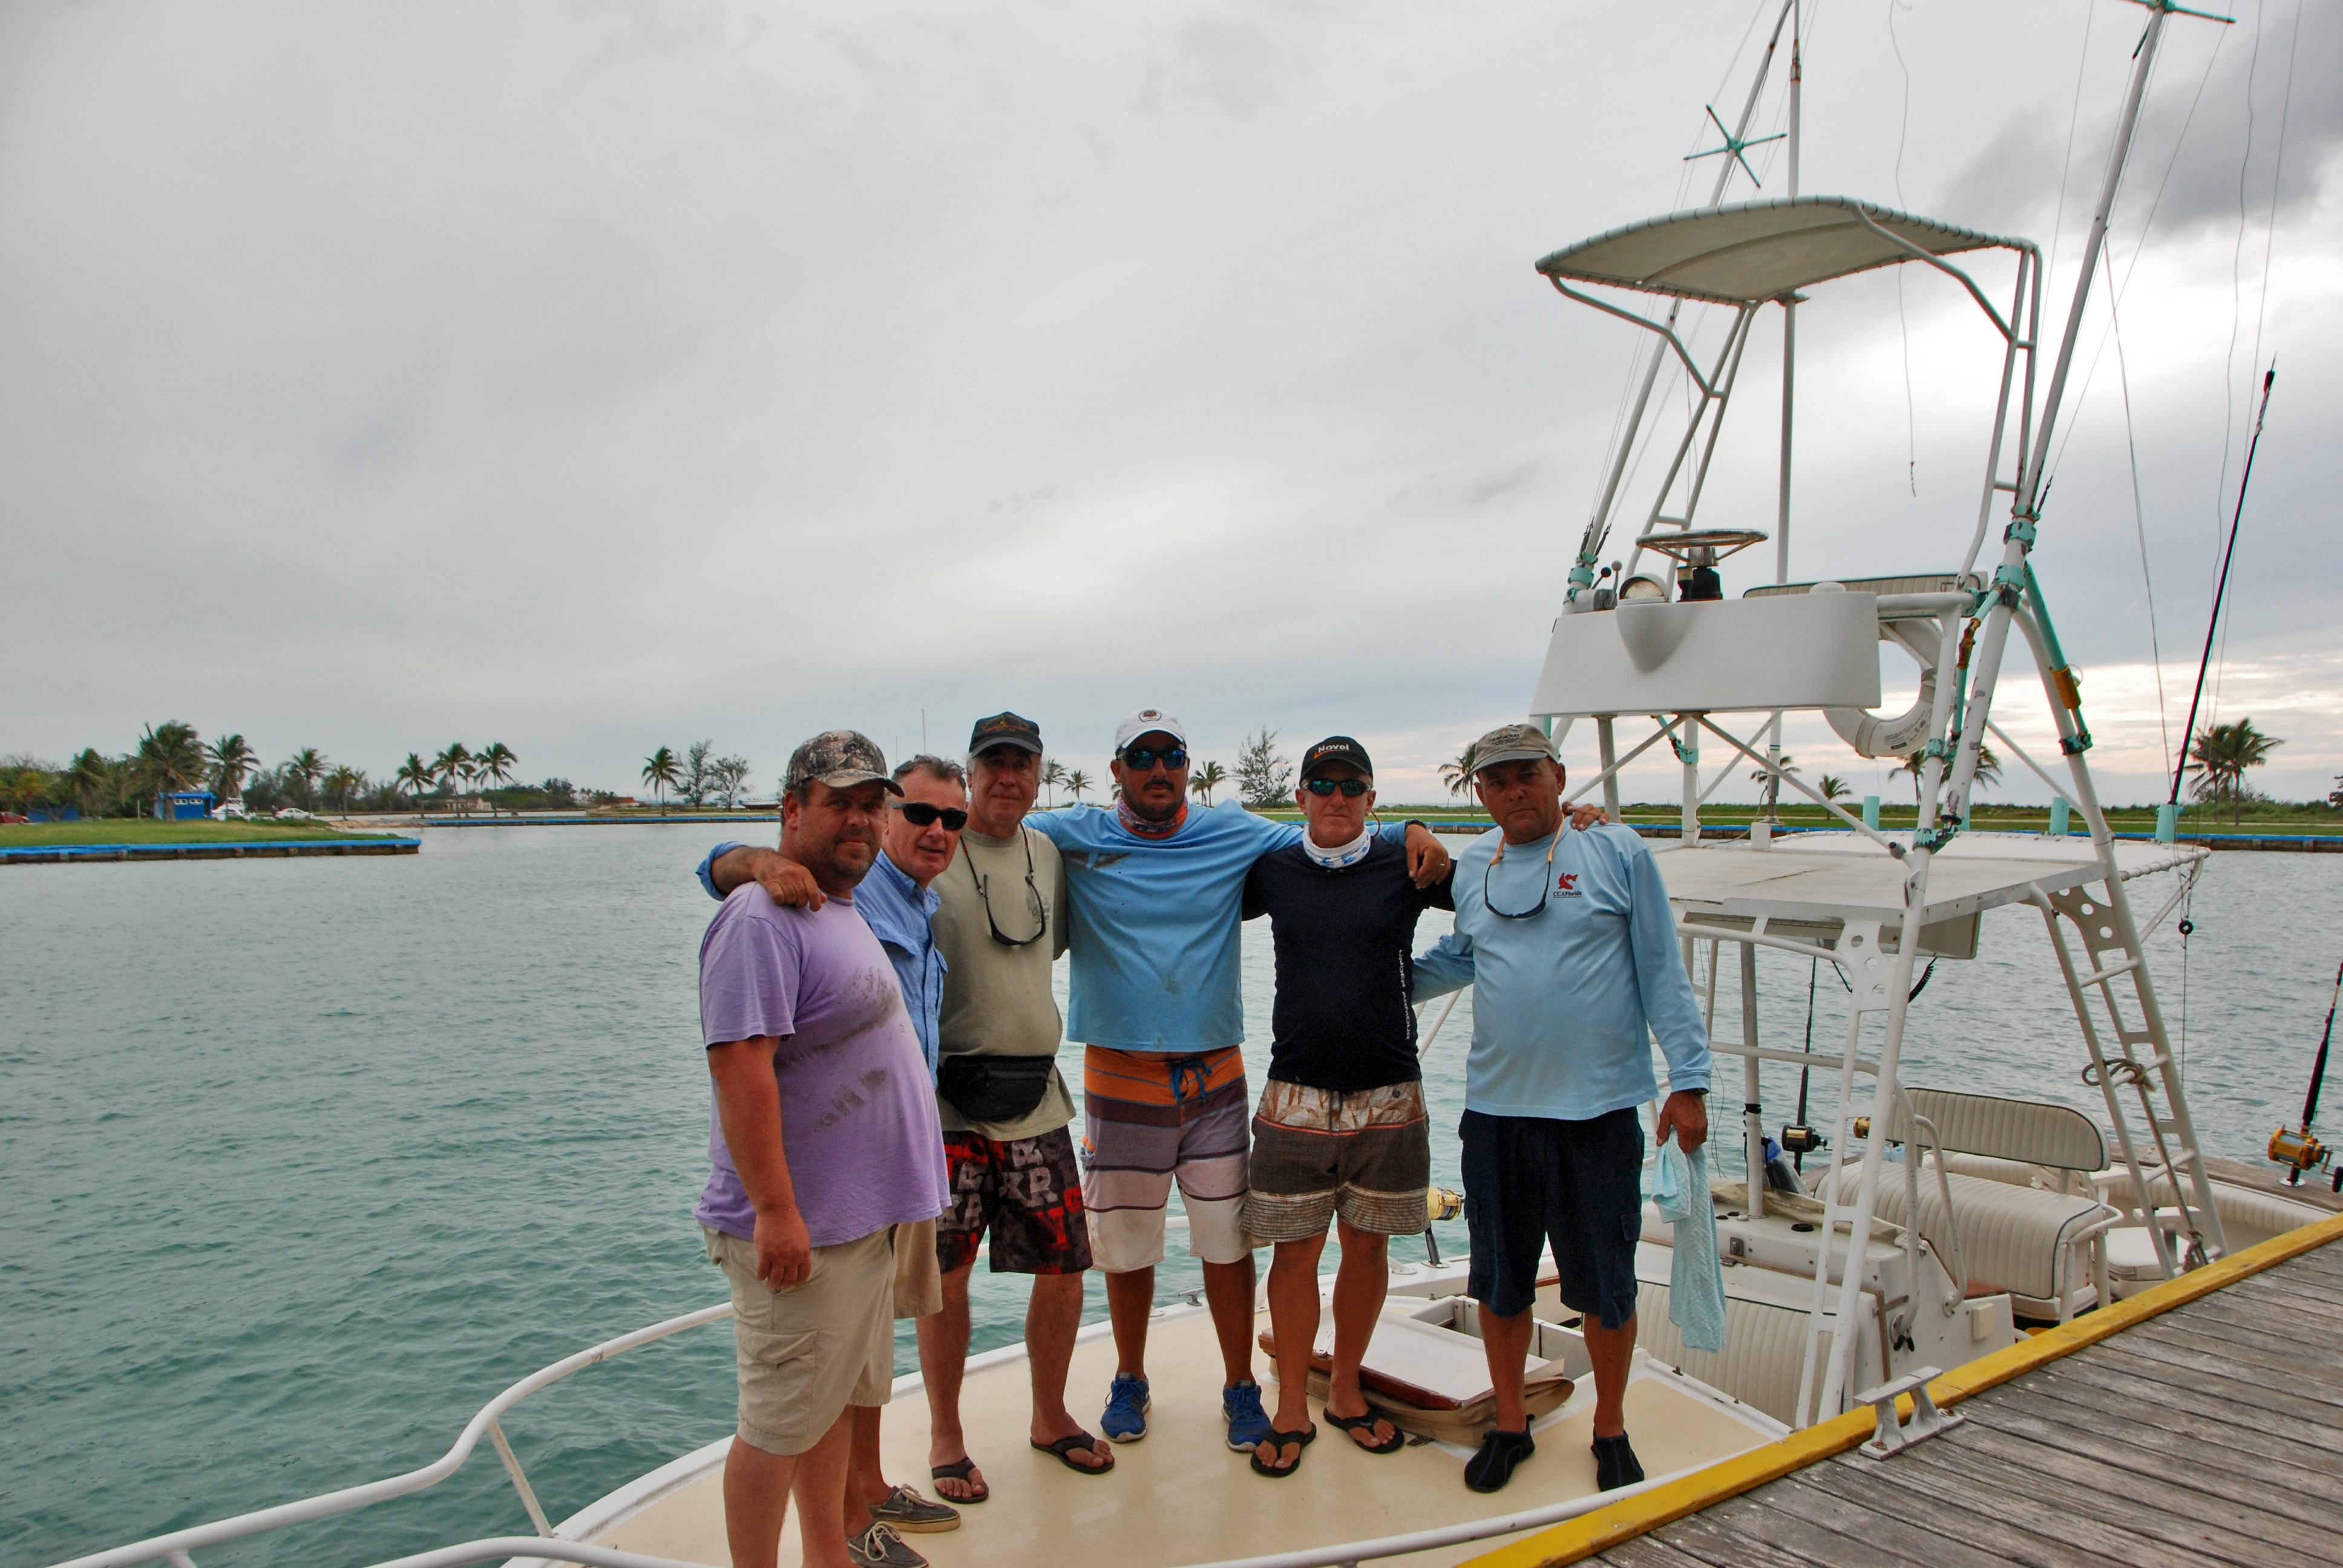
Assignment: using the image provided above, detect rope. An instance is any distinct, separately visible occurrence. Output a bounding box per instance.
[2104,249,2173,780]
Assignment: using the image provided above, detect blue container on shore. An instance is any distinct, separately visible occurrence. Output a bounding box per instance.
[162,791,217,821]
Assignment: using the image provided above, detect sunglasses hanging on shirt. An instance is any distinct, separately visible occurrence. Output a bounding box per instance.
[1484,832,1559,920]
[965,829,1048,947]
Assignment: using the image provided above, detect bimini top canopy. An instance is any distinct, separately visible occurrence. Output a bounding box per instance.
[1536,196,2024,307]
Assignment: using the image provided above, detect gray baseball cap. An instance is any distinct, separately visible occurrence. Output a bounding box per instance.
[784,730,904,795]
[1471,722,1558,774]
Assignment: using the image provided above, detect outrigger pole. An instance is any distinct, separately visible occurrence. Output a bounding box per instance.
[2168,366,2277,811]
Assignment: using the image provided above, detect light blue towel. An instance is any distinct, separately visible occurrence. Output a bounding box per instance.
[1652,1131,1728,1354]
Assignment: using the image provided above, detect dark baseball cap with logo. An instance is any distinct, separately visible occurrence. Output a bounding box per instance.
[783,730,903,795]
[1300,736,1374,783]
[968,711,1044,756]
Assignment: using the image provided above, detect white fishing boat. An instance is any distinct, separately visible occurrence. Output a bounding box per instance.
[50,6,2336,1568]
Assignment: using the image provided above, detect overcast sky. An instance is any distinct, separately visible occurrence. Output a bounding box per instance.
[4,0,2335,806]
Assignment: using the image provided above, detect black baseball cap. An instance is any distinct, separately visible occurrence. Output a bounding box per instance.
[1300,736,1374,783]
[969,711,1044,756]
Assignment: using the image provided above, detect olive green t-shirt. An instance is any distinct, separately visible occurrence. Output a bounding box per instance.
[931,823,1074,1143]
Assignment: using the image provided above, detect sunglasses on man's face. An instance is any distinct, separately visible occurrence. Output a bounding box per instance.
[1304,777,1370,797]
[893,802,968,831]
[1121,746,1188,773]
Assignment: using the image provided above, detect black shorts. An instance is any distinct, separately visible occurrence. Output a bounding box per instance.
[1460,1107,1644,1328]
[936,1125,1092,1276]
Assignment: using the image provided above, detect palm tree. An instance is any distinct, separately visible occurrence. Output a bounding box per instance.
[1041,759,1066,808]
[1818,774,1852,803]
[1749,753,1799,820]
[476,742,517,817]
[208,734,260,808]
[1901,743,2001,803]
[1439,740,1482,799]
[2186,717,2283,826]
[1190,760,1227,806]
[396,753,435,811]
[431,743,473,805]
[1063,768,1092,805]
[285,748,328,809]
[643,746,682,813]
[65,749,111,817]
[323,765,364,814]
[133,721,206,815]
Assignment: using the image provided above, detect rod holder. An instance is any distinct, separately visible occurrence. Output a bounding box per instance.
[2155,802,2177,844]
[1862,795,1881,831]
[2048,799,2071,837]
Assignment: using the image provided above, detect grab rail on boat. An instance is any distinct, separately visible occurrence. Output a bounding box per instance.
[42,1302,738,1568]
[53,1293,1718,1568]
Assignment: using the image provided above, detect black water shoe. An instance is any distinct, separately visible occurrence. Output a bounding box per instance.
[1591,1432,1645,1491]
[1464,1427,1535,1492]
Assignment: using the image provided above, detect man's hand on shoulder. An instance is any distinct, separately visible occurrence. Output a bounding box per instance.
[1565,803,1609,832]
[714,846,825,909]
[1656,1089,1709,1152]
[753,1203,813,1289]
[1401,821,1452,887]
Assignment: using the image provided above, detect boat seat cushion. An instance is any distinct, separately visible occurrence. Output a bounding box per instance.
[1825,1163,2112,1301]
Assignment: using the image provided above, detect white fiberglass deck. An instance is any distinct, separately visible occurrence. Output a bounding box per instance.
[556,1303,1780,1568]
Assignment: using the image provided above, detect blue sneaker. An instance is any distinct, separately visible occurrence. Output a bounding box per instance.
[1222,1380,1272,1452]
[1101,1373,1151,1443]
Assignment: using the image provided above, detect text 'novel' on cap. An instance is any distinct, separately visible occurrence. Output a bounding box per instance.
[1300,736,1374,782]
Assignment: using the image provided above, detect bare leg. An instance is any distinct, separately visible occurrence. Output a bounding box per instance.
[1105,1266,1155,1380]
[1582,1314,1637,1439]
[1326,1222,1397,1449]
[1479,1304,1537,1434]
[918,1264,984,1501]
[847,1405,890,1517]
[721,1437,799,1568]
[1262,1232,1327,1451]
[1027,1270,1109,1469]
[788,1409,857,1568]
[1201,1254,1260,1387]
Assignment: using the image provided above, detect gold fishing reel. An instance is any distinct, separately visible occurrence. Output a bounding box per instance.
[2268,1125,2332,1177]
[1427,1187,1464,1224]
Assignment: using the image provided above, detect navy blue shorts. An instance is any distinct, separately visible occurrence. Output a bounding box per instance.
[1460,1107,1644,1328]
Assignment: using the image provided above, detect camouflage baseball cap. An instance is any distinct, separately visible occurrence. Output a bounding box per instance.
[783,730,903,796]
[1471,722,1558,774]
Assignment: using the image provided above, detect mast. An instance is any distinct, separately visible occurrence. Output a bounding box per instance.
[1761,5,1801,848]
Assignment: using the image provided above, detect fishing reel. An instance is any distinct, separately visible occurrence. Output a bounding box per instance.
[1426,1187,1465,1224]
[1779,1124,1829,1157]
[2268,1125,2332,1184]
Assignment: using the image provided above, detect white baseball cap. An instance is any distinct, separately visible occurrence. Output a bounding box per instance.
[1113,707,1188,753]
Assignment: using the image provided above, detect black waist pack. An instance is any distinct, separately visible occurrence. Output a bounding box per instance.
[938,1054,1058,1123]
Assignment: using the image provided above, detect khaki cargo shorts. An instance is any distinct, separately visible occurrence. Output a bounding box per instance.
[704,1224,895,1456]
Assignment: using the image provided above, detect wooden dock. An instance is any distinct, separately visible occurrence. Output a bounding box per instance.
[1469,1212,2343,1568]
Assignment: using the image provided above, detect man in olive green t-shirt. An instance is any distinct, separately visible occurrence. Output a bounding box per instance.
[709,713,1109,1504]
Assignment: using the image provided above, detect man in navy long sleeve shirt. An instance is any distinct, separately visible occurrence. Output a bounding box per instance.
[1411,724,1710,1496]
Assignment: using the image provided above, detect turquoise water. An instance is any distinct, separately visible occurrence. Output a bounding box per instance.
[5,827,2336,1567]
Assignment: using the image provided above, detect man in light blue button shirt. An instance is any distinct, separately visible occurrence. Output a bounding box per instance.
[1412,723,1710,1497]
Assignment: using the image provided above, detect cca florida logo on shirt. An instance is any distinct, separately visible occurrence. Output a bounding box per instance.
[1556,872,1581,896]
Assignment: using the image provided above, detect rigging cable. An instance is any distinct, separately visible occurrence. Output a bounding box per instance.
[2046,0,2099,287]
[2104,250,2173,780]
[1887,0,1917,496]
[2168,365,2276,809]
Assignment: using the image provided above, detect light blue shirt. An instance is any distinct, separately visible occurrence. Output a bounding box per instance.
[695,841,945,1077]
[1024,802,1409,1053]
[1411,822,1709,1121]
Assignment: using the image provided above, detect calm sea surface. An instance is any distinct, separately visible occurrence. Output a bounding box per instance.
[6,826,2338,1566]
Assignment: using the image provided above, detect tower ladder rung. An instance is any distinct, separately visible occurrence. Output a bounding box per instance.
[2076,955,2143,988]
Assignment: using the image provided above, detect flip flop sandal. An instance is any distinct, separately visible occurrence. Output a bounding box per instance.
[928,1457,989,1504]
[1325,1408,1405,1455]
[1247,1424,1316,1478]
[1029,1432,1113,1475]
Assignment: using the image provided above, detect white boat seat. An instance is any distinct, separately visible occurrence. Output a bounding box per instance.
[1889,1086,2106,1173]
[1631,1278,1849,1428]
[1823,1162,2115,1306]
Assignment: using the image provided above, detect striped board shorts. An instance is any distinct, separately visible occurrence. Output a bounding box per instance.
[1240,1079,1432,1241]
[1080,1044,1253,1272]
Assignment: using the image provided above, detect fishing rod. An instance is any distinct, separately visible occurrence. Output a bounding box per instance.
[2270,956,2342,1188]
[2168,364,2276,808]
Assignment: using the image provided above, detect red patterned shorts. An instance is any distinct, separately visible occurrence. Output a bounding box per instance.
[936,1125,1092,1276]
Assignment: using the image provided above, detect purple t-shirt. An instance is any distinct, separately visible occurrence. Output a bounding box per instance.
[694,886,949,1247]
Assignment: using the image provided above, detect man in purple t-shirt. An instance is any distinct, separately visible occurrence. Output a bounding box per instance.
[698,730,951,1568]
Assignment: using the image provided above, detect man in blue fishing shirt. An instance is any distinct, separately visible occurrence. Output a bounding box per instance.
[1412,723,1710,1496]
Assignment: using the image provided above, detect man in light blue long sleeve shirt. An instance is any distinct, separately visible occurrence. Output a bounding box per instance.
[1410,724,1709,1498]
